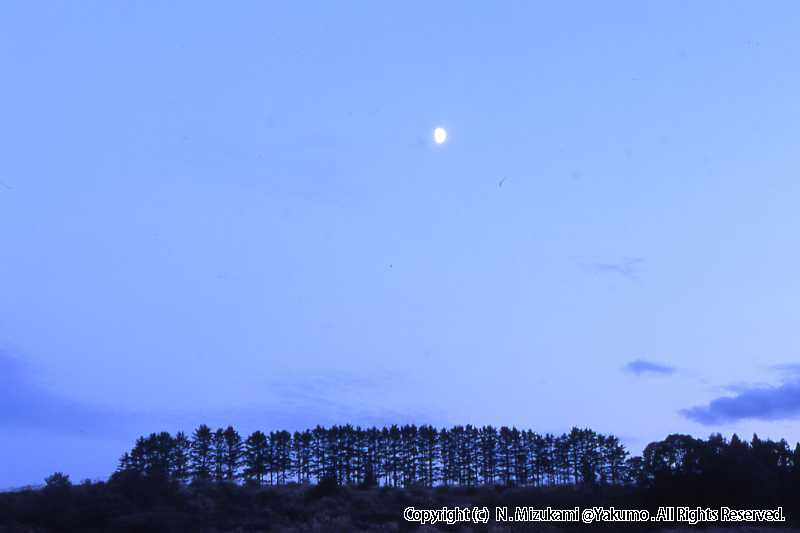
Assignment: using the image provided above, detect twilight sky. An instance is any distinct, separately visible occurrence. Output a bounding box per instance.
[3,1,800,488]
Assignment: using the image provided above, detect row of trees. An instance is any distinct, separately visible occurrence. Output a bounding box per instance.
[117,424,800,494]
[7,429,800,532]
[117,424,631,488]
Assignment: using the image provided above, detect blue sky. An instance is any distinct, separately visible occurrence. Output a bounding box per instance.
[2,1,800,487]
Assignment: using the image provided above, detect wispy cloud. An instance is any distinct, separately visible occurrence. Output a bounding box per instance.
[581,257,644,280]
[681,381,800,426]
[0,350,438,439]
[624,359,676,376]
[769,363,800,377]
[681,363,800,425]
[0,351,141,435]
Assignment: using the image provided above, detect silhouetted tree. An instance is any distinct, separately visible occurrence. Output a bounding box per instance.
[191,424,213,482]
[243,430,268,485]
[212,428,226,482]
[44,472,71,490]
[222,425,243,481]
[418,425,438,487]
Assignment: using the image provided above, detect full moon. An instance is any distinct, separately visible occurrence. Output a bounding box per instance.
[433,127,447,144]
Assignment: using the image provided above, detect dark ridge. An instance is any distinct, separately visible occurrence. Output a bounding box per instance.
[2,426,799,531]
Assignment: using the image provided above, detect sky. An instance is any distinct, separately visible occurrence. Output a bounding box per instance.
[2,1,800,488]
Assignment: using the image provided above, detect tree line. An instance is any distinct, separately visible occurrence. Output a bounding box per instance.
[6,428,800,531]
[115,424,634,488]
[116,424,800,494]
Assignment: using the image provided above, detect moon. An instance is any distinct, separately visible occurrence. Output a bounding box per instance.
[433,127,447,144]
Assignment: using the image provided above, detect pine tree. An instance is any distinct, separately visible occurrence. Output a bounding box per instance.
[243,431,269,485]
[478,425,498,485]
[222,426,243,481]
[418,425,439,487]
[191,424,214,482]
[511,428,528,486]
[151,432,175,480]
[117,452,134,474]
[460,425,479,486]
[171,431,192,482]
[272,430,292,484]
[439,427,457,486]
[212,428,226,482]
[311,425,328,482]
[400,424,419,487]
[496,426,514,486]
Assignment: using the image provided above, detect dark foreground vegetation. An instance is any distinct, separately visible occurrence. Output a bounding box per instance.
[3,425,800,532]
